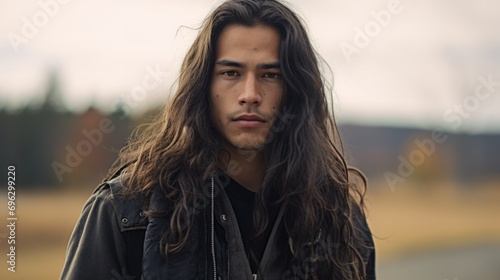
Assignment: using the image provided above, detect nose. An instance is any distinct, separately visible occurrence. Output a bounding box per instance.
[238,74,261,106]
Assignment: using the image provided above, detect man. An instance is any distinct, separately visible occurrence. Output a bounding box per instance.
[61,0,376,279]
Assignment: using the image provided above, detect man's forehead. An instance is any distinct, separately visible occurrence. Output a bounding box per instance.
[214,24,281,65]
[217,24,279,46]
[214,59,280,69]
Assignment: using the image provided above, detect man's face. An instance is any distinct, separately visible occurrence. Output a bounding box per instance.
[209,24,283,152]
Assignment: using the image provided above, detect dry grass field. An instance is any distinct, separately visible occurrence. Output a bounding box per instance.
[0,181,499,280]
[366,180,500,260]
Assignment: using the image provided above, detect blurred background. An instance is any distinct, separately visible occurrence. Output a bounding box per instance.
[1,0,499,279]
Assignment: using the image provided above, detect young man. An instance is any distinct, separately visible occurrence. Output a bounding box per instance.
[61,1,376,279]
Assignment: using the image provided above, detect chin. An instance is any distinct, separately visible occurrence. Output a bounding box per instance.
[230,138,267,151]
[233,143,265,151]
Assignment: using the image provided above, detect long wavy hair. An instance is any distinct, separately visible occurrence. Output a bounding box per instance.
[109,0,371,279]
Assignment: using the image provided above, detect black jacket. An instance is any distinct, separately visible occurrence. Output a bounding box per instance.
[61,175,376,280]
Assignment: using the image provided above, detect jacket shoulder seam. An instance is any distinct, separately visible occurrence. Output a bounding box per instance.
[103,176,149,231]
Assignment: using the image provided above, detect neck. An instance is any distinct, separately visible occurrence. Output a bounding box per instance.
[218,145,265,193]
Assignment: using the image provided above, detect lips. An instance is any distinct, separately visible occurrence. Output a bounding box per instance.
[233,114,266,128]
[233,114,265,122]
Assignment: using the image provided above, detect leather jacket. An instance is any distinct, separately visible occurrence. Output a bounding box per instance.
[61,174,376,280]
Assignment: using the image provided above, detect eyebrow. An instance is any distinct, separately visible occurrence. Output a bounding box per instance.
[215,59,280,70]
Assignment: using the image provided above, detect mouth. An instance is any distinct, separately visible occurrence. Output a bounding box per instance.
[233,114,266,128]
[233,114,265,122]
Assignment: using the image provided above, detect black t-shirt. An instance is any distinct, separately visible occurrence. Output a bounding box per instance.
[225,177,277,273]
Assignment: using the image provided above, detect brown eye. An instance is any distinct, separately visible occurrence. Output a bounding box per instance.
[222,71,239,77]
[263,73,281,79]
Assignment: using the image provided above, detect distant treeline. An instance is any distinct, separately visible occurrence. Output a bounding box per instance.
[2,107,499,190]
[1,105,139,189]
[1,70,155,190]
[340,125,500,189]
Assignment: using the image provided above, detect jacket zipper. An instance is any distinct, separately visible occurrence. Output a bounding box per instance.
[252,274,257,280]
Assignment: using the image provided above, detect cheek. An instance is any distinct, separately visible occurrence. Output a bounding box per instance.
[273,92,284,111]
[209,93,218,120]
[210,94,225,128]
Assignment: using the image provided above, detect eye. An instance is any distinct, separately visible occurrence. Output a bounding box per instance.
[221,71,239,77]
[263,73,281,79]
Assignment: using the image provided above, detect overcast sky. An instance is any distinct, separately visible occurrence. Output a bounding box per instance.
[1,0,499,132]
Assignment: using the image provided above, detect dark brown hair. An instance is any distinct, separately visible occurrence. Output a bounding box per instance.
[109,0,370,279]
